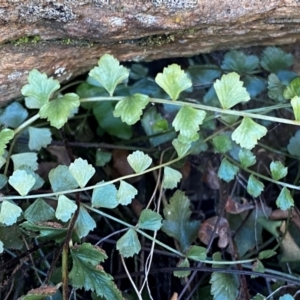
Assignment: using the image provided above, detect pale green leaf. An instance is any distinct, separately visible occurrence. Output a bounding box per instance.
[69,158,95,188]
[217,158,239,182]
[19,166,44,191]
[89,54,129,96]
[127,150,152,173]
[69,243,123,299]
[276,187,294,210]
[283,77,300,99]
[287,130,300,158]
[267,73,286,102]
[116,228,141,257]
[28,127,52,151]
[24,198,55,222]
[74,207,96,238]
[21,69,60,109]
[291,96,300,121]
[172,106,206,140]
[258,249,276,260]
[162,167,182,189]
[0,200,22,226]
[214,72,250,109]
[117,180,137,205]
[172,138,191,157]
[253,259,265,273]
[247,175,264,198]
[39,93,80,129]
[212,134,232,153]
[11,152,38,171]
[92,182,118,208]
[56,195,77,222]
[137,209,162,231]
[0,102,28,128]
[173,258,190,277]
[186,245,207,261]
[49,165,78,192]
[210,272,239,300]
[177,132,199,144]
[113,93,149,125]
[270,161,287,181]
[95,149,112,167]
[155,64,192,101]
[162,190,200,251]
[238,149,256,168]
[0,128,14,156]
[8,170,35,196]
[232,117,267,150]
[261,47,294,73]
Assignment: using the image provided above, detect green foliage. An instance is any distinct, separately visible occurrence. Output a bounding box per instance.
[162,190,200,251]
[2,49,300,299]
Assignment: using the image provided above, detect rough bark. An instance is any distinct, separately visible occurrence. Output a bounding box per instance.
[1,0,300,105]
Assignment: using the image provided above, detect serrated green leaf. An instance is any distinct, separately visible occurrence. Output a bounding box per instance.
[212,134,232,153]
[187,64,221,86]
[89,54,129,96]
[69,158,95,188]
[74,207,96,238]
[0,102,28,128]
[291,96,300,121]
[217,158,239,182]
[92,182,118,208]
[24,198,55,222]
[174,258,190,277]
[210,272,239,300]
[253,259,265,273]
[276,187,294,210]
[116,228,141,257]
[19,166,44,191]
[247,175,264,198]
[238,148,256,168]
[113,94,149,125]
[162,166,182,189]
[9,169,35,196]
[172,138,191,157]
[28,127,52,151]
[267,74,286,102]
[117,181,137,205]
[55,195,77,222]
[39,93,80,129]
[0,128,14,157]
[162,190,200,251]
[49,165,78,192]
[0,200,22,226]
[95,149,112,167]
[0,174,7,189]
[172,106,206,140]
[221,50,259,74]
[178,132,199,144]
[69,243,123,299]
[11,152,38,171]
[21,69,60,109]
[283,77,300,100]
[155,64,192,101]
[18,285,59,300]
[244,75,266,98]
[232,117,267,150]
[93,102,132,140]
[137,209,162,231]
[261,47,294,73]
[270,161,287,181]
[186,245,207,261]
[287,130,300,158]
[127,150,152,173]
[214,72,250,109]
[258,249,276,260]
